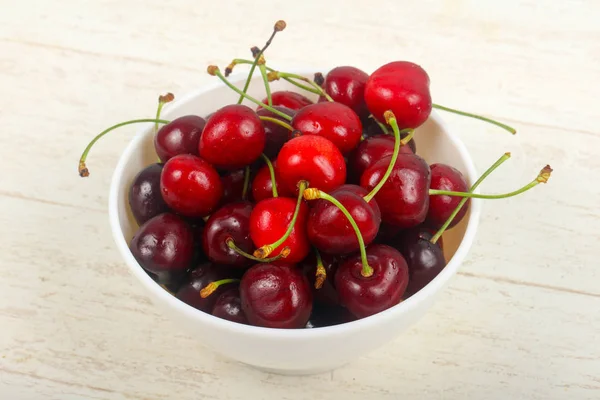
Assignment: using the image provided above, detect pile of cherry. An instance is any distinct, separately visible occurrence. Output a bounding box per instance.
[79,21,551,329]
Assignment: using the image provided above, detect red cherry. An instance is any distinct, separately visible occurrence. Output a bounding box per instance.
[249,197,310,264]
[202,201,254,268]
[360,153,431,228]
[199,104,265,169]
[365,61,432,129]
[307,187,381,255]
[128,163,169,225]
[426,164,470,229]
[291,102,363,154]
[348,135,414,183]
[320,66,370,119]
[256,106,296,158]
[154,115,206,162]
[277,135,346,194]
[335,244,409,318]
[334,184,381,218]
[260,91,313,111]
[251,160,293,202]
[361,118,417,153]
[220,169,246,206]
[212,288,248,324]
[240,264,312,328]
[176,263,240,313]
[161,154,223,217]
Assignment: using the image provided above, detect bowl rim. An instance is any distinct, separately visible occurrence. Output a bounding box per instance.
[108,68,482,339]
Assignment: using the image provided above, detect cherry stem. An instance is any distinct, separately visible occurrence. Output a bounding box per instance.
[226,59,316,93]
[430,152,511,244]
[78,118,171,177]
[363,111,412,203]
[429,165,552,199]
[259,64,273,106]
[369,115,389,135]
[242,166,251,200]
[314,249,326,289]
[258,116,293,131]
[270,71,334,101]
[236,21,285,105]
[226,238,290,262]
[254,181,308,259]
[432,104,516,135]
[207,66,292,121]
[260,153,278,197]
[303,188,373,278]
[155,93,174,132]
[200,278,240,298]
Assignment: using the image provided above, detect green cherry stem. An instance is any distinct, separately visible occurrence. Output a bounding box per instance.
[363,111,412,203]
[199,278,240,298]
[241,166,251,200]
[259,64,273,106]
[78,118,171,177]
[429,165,553,199]
[303,188,373,278]
[258,116,293,131]
[254,181,308,259]
[314,248,326,289]
[226,238,290,263]
[430,152,511,244]
[155,93,174,132]
[268,71,334,101]
[226,59,316,93]
[369,115,389,135]
[207,66,292,121]
[260,153,279,198]
[432,104,516,135]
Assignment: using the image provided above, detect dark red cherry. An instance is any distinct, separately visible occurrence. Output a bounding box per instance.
[307,188,381,254]
[249,197,310,264]
[154,115,206,162]
[240,263,312,329]
[277,135,346,194]
[348,135,414,183]
[260,91,313,111]
[256,106,296,158]
[427,164,470,229]
[160,154,223,218]
[220,169,246,206]
[130,213,195,285]
[199,104,265,169]
[333,184,380,218]
[320,66,370,119]
[202,201,254,267]
[365,61,432,129]
[212,287,248,324]
[374,222,402,244]
[335,244,409,318]
[300,253,341,306]
[391,228,446,297]
[176,263,239,313]
[305,304,356,328]
[128,163,169,225]
[360,153,431,228]
[361,117,417,153]
[251,160,293,202]
[291,102,362,154]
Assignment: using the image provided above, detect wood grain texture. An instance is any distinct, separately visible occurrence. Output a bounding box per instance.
[1,0,598,398]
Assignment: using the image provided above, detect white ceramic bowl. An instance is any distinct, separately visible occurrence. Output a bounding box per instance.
[109,69,481,375]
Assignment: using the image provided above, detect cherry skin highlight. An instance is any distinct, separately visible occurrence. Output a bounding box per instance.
[154,115,206,162]
[199,104,266,170]
[128,163,169,225]
[260,90,313,111]
[160,154,223,218]
[291,102,363,154]
[365,61,432,129]
[212,287,248,324]
[320,66,370,119]
[427,163,470,229]
[335,244,409,318]
[240,263,312,329]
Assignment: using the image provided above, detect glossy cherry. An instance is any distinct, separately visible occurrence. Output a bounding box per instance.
[130,213,195,285]
[300,252,341,306]
[160,154,223,218]
[202,201,254,267]
[240,263,312,329]
[212,287,248,324]
[360,153,431,228]
[307,186,381,254]
[256,106,296,158]
[176,263,240,313]
[320,66,370,119]
[427,163,470,229]
[220,169,246,206]
[251,160,293,202]
[361,117,417,152]
[199,104,266,169]
[260,90,313,111]
[291,102,363,154]
[277,135,346,194]
[335,244,409,318]
[334,184,380,217]
[365,61,432,129]
[154,115,206,162]
[249,197,310,264]
[348,135,414,183]
[128,163,169,225]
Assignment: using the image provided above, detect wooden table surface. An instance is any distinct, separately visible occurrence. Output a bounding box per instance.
[1,0,599,398]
